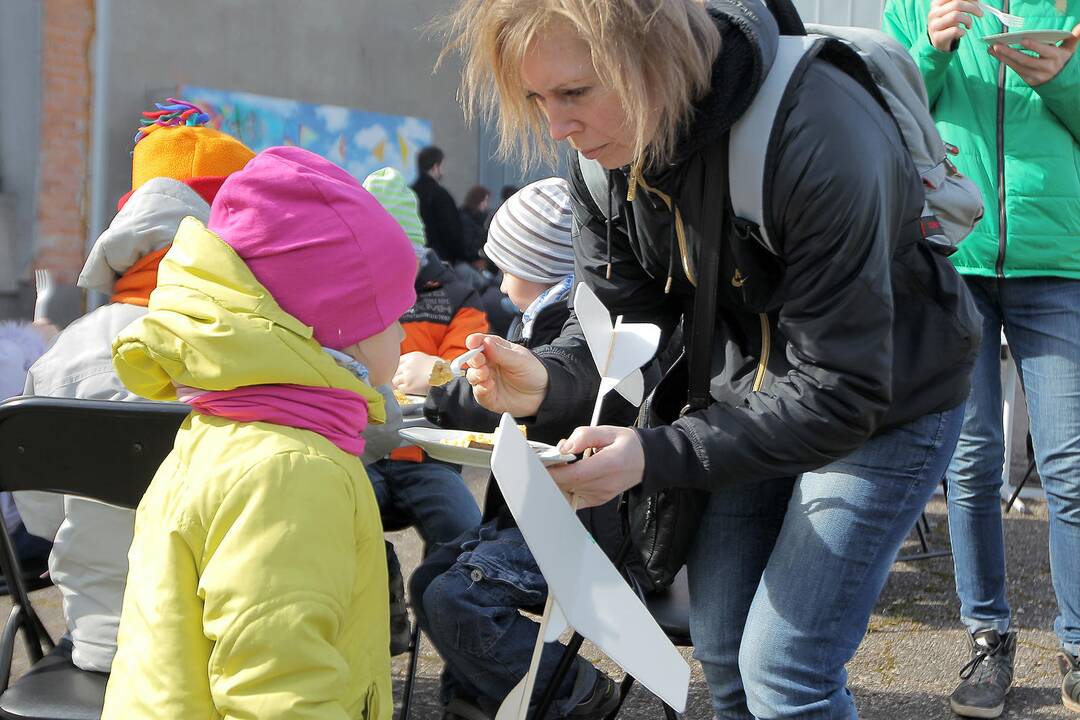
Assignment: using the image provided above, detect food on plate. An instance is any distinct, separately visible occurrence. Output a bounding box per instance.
[439,425,528,451]
[428,359,454,387]
[393,387,409,405]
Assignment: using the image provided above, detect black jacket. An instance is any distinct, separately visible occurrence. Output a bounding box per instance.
[412,174,467,264]
[532,0,980,496]
[459,207,487,263]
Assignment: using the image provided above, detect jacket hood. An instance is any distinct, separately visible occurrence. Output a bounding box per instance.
[671,0,779,163]
[79,178,211,294]
[112,216,385,422]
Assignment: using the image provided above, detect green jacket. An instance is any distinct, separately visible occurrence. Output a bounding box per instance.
[883,0,1080,278]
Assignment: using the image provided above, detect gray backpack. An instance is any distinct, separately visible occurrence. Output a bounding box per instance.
[731,26,985,256]
[580,27,985,257]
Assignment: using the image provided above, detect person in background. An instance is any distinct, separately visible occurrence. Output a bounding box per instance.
[460,184,491,269]
[884,2,1080,716]
[499,184,519,204]
[15,101,254,673]
[412,146,468,267]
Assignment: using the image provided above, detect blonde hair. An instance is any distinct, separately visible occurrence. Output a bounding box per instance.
[439,0,722,171]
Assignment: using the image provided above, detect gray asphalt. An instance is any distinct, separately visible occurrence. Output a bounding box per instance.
[4,478,1070,719]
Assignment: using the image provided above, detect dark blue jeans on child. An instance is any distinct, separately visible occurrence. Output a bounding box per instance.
[411,519,599,718]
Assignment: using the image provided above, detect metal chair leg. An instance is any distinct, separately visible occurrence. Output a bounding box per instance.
[1005,457,1036,514]
[398,623,421,720]
[897,510,951,562]
[534,632,586,718]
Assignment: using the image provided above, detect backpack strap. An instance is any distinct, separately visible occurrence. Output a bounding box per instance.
[685,136,729,413]
[763,0,807,36]
[728,35,818,255]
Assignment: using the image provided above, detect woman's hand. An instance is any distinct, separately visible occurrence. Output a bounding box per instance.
[463,333,549,417]
[393,351,438,395]
[549,426,645,508]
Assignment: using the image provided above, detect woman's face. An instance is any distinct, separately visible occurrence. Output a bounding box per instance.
[521,27,645,170]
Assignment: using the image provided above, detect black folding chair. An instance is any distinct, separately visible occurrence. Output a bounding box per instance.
[0,396,188,719]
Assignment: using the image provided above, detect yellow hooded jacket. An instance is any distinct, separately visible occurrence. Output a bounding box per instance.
[101,217,391,720]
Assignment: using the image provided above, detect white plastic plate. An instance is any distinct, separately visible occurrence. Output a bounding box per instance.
[398,427,574,468]
[981,30,1073,45]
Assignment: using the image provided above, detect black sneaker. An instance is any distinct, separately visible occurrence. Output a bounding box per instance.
[949,629,1017,718]
[566,673,621,719]
[1056,650,1080,713]
[386,542,412,657]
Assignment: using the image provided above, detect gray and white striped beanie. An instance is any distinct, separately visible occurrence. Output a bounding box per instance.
[484,177,574,284]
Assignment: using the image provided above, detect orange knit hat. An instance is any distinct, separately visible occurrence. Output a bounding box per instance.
[120,99,254,208]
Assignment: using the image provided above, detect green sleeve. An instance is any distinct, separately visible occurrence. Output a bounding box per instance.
[1034,50,1080,144]
[882,0,957,106]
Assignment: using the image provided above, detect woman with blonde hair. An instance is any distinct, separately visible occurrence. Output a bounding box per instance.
[441,0,980,717]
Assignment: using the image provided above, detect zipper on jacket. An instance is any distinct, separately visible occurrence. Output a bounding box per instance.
[753,313,770,392]
[994,1,1009,277]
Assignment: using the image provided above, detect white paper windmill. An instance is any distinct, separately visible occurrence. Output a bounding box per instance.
[493,282,686,720]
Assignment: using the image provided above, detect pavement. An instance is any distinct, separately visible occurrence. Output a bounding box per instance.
[3,471,1072,719]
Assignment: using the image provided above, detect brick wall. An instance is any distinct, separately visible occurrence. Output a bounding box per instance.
[35,0,94,284]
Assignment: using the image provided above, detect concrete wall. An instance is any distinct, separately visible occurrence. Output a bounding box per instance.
[97,0,474,234]
[791,0,888,27]
[0,0,43,318]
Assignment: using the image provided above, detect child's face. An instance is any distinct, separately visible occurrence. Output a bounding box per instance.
[500,273,552,312]
[345,321,405,387]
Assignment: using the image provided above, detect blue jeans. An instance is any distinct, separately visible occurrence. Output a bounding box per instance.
[411,520,598,718]
[366,459,480,549]
[689,406,963,719]
[947,276,1080,656]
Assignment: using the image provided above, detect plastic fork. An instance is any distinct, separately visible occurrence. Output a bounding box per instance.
[979,2,1025,29]
[33,269,54,322]
[449,347,483,377]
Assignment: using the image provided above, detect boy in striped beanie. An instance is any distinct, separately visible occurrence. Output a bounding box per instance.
[484,177,575,339]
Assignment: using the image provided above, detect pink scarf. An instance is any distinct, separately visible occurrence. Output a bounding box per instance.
[176,384,369,455]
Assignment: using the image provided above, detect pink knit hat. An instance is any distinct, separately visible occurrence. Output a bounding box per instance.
[208,146,417,350]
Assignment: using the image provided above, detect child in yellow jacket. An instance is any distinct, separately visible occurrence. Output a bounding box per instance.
[102,146,418,719]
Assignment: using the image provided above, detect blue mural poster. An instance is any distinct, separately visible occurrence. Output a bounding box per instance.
[178,85,433,184]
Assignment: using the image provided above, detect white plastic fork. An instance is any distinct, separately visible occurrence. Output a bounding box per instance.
[979,2,1025,29]
[449,347,483,377]
[33,269,54,322]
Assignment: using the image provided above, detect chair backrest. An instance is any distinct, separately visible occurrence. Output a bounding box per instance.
[0,396,188,508]
[0,396,188,686]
